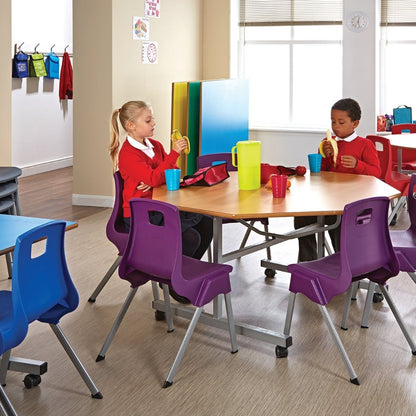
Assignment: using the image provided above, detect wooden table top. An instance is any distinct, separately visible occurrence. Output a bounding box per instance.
[152,171,401,219]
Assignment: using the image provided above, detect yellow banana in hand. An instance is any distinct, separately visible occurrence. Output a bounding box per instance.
[171,129,190,155]
[319,130,338,167]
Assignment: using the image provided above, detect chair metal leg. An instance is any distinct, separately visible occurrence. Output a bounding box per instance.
[284,292,296,336]
[361,281,376,328]
[378,285,416,353]
[0,351,11,386]
[224,293,238,353]
[341,284,355,330]
[49,324,102,399]
[97,287,138,361]
[318,304,359,385]
[407,272,416,285]
[0,384,17,416]
[88,256,122,302]
[5,253,12,279]
[161,284,174,332]
[163,307,203,388]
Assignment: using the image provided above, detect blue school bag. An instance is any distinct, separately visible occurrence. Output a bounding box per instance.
[12,51,29,78]
[45,52,60,79]
[393,105,412,125]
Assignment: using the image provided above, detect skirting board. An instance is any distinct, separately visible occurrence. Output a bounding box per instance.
[72,194,114,208]
[20,157,73,177]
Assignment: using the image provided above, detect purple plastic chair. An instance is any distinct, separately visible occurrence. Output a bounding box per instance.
[96,198,238,388]
[347,174,416,329]
[197,153,272,273]
[283,197,416,385]
[88,171,128,302]
[390,173,416,281]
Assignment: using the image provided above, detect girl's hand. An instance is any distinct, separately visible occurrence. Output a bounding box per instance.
[173,138,188,154]
[137,182,151,193]
[322,140,334,157]
[341,155,357,169]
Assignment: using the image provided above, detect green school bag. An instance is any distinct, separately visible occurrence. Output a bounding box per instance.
[29,53,47,77]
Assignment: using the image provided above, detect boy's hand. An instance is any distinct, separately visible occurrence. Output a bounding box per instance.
[137,182,151,193]
[322,140,334,157]
[341,155,357,169]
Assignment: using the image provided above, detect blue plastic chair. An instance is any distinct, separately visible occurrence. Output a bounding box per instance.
[0,221,102,415]
[96,199,238,388]
[284,197,416,385]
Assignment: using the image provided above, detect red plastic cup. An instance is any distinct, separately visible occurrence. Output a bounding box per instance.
[270,174,287,198]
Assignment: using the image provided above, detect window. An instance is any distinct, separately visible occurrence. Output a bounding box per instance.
[239,0,342,130]
[381,0,416,120]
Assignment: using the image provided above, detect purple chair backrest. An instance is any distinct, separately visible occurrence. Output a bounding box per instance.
[106,171,128,253]
[340,197,399,284]
[197,153,237,172]
[407,174,416,234]
[119,199,182,285]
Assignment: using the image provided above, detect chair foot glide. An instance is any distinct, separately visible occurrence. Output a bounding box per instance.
[96,355,105,362]
[275,346,288,358]
[92,392,104,399]
[162,380,173,388]
[350,377,360,386]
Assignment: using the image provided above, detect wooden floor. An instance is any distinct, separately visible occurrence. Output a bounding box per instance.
[1,167,416,416]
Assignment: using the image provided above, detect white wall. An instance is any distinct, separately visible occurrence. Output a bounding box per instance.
[12,0,73,176]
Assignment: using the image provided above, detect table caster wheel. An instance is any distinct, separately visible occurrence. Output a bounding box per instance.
[372,292,384,303]
[265,268,276,278]
[155,310,166,321]
[23,374,41,389]
[275,346,288,358]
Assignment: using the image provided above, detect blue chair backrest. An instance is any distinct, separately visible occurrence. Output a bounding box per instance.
[12,221,79,324]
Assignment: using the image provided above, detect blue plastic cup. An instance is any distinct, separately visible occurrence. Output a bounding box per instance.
[164,169,181,191]
[308,153,322,173]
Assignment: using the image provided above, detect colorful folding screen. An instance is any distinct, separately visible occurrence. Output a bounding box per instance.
[171,82,188,174]
[171,79,249,175]
[199,79,249,156]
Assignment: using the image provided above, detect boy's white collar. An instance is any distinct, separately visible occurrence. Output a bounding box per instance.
[336,132,357,142]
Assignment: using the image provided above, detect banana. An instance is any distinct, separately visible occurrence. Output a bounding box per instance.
[319,130,338,167]
[171,129,190,154]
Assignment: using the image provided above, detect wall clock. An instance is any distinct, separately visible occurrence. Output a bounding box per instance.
[346,11,369,33]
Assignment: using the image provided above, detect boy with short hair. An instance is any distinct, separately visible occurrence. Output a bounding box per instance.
[294,98,381,261]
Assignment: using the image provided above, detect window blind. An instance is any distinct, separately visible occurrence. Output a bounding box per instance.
[381,0,416,26]
[239,0,342,26]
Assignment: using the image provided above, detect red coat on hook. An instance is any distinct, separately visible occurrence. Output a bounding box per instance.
[59,52,73,100]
